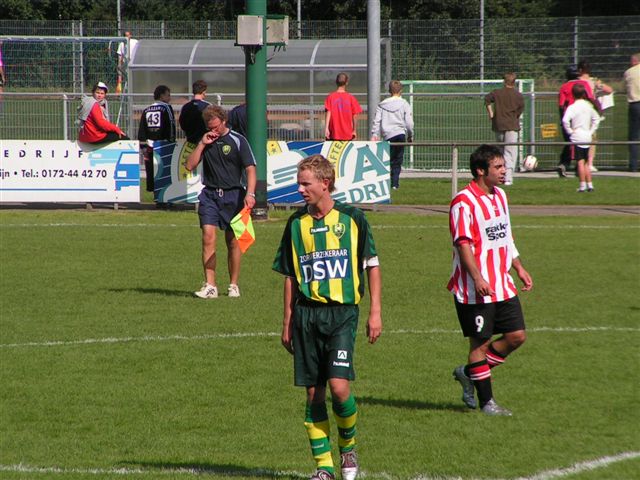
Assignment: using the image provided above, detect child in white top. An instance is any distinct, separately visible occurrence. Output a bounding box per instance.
[562,83,601,192]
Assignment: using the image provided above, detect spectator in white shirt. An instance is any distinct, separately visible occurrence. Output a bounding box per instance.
[562,83,601,192]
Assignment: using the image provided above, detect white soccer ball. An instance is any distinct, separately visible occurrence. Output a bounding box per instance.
[522,155,538,172]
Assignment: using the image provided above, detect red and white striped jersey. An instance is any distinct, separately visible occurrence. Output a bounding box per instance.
[447,180,520,304]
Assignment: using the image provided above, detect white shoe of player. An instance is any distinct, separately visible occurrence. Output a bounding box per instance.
[194,283,218,299]
[227,284,241,298]
[340,450,358,480]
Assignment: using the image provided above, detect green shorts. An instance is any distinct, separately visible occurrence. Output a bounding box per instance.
[292,300,359,387]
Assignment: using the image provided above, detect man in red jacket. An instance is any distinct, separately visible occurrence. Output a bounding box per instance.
[78,82,129,143]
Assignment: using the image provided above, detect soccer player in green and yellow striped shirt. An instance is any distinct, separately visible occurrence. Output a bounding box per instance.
[273,155,382,480]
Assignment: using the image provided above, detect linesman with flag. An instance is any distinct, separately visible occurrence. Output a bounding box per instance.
[186,105,256,299]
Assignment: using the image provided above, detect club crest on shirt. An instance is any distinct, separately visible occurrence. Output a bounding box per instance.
[332,222,346,239]
[222,145,231,155]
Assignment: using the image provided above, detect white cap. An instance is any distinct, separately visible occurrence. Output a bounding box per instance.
[96,81,109,92]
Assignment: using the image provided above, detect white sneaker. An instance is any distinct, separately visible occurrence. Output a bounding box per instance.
[228,284,241,298]
[194,283,218,299]
[340,450,358,480]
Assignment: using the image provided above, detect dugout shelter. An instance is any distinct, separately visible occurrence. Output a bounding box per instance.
[128,38,391,139]
[128,38,392,96]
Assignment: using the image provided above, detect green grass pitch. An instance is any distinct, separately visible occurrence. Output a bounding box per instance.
[0,188,639,479]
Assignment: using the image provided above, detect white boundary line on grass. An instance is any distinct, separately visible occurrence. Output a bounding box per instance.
[0,451,638,479]
[0,326,637,349]
[0,331,279,348]
[511,451,640,480]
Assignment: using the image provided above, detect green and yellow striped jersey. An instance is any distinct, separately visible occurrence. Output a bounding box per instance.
[273,201,377,305]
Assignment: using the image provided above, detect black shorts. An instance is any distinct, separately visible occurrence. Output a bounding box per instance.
[454,296,525,339]
[292,301,359,387]
[571,145,589,162]
[91,132,131,144]
[197,187,244,230]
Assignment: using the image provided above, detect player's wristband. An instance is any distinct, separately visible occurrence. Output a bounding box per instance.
[247,192,256,198]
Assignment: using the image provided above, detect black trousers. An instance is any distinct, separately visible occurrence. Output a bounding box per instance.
[388,133,406,188]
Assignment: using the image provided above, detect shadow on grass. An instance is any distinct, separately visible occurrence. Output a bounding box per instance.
[358,395,469,413]
[119,461,305,479]
[109,287,193,298]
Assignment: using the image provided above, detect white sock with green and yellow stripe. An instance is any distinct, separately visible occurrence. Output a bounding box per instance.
[304,402,334,474]
[332,394,357,453]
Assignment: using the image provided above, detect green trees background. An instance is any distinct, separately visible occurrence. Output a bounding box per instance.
[1,0,638,21]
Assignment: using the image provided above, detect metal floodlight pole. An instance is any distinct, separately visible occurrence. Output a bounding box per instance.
[246,0,268,220]
[573,17,579,65]
[368,0,381,137]
[480,0,485,88]
[117,0,121,36]
[297,0,302,39]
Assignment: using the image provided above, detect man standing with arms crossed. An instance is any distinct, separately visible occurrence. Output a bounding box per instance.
[449,145,533,416]
[484,73,524,185]
[186,105,256,299]
[273,155,382,480]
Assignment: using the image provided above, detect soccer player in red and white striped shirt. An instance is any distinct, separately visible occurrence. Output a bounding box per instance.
[448,144,533,416]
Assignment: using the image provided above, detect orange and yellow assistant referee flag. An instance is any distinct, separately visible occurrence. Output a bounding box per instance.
[230,207,255,254]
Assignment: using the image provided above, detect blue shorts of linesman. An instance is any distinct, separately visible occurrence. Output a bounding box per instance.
[197,186,245,229]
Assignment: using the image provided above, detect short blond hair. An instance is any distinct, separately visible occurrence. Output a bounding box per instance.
[298,155,336,192]
[389,80,403,95]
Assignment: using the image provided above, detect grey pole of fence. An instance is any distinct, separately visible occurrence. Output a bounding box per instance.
[530,89,536,156]
[63,95,68,141]
[452,145,459,199]
[573,17,579,65]
[117,0,121,36]
[480,0,485,85]
[367,0,381,137]
[297,0,302,39]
